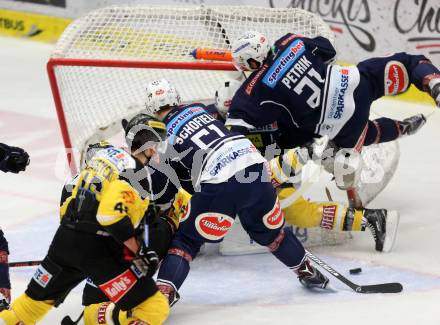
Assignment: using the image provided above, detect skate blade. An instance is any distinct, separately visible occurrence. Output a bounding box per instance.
[383,210,400,253]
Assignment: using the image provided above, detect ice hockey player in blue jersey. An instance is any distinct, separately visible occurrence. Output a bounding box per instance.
[0,143,29,311]
[138,79,330,306]
[225,31,439,150]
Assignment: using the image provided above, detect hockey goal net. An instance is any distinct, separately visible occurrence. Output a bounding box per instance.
[47,5,334,173]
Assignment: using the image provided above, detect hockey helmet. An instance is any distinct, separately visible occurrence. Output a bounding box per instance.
[214,79,242,119]
[83,141,114,167]
[144,79,181,115]
[122,113,167,154]
[231,31,271,71]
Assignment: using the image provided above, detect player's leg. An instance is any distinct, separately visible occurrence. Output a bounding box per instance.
[0,229,10,310]
[236,163,329,289]
[84,235,169,325]
[356,53,440,101]
[83,293,168,325]
[157,182,236,305]
[278,187,399,252]
[0,226,86,324]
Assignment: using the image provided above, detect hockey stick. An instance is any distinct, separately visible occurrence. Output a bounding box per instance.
[8,260,41,267]
[305,250,403,293]
[325,187,333,201]
[61,311,84,325]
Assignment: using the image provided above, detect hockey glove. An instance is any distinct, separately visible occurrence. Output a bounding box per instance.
[0,143,30,173]
[131,242,159,278]
[399,114,426,136]
[303,136,340,175]
[429,78,440,108]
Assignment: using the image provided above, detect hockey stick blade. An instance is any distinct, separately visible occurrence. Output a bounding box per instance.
[357,282,403,294]
[61,311,83,325]
[305,250,403,294]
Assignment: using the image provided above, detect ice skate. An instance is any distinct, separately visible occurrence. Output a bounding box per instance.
[296,259,329,289]
[364,209,400,252]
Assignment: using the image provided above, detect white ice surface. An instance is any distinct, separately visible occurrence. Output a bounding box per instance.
[0,36,439,324]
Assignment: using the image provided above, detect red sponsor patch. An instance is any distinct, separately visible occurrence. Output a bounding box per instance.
[320,205,337,230]
[99,269,137,303]
[263,198,284,229]
[280,34,302,46]
[245,64,269,95]
[384,61,409,95]
[195,213,234,241]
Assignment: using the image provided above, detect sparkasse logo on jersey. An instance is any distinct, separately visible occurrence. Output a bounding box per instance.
[334,68,349,119]
[263,39,305,88]
[328,68,349,120]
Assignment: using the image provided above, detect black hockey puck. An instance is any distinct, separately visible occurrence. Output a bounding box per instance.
[349,267,362,274]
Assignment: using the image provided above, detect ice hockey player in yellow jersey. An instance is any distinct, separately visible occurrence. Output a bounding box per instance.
[80,116,182,325]
[0,116,170,325]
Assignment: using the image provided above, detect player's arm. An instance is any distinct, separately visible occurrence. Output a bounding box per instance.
[0,143,29,173]
[273,33,336,64]
[303,36,337,64]
[357,52,440,104]
[97,179,160,276]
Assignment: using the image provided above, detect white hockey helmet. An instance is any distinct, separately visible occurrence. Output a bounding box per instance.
[215,79,242,119]
[144,79,181,115]
[231,31,271,71]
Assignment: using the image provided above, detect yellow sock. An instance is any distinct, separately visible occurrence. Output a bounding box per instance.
[124,291,169,325]
[0,293,54,325]
[84,301,128,325]
[339,208,364,231]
